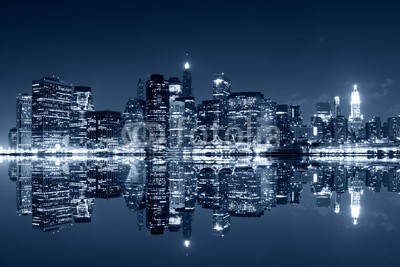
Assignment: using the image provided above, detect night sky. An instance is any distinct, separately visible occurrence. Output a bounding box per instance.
[1,0,400,146]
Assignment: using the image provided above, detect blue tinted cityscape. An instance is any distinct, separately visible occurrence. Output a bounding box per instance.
[5,65,400,155]
[2,1,400,267]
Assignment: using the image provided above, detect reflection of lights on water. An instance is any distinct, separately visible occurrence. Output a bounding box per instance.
[184,240,190,248]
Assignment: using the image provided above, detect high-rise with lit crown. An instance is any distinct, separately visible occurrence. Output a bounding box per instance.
[349,84,364,133]
[182,62,193,97]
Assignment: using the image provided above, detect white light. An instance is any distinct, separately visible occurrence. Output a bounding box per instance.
[184,62,190,69]
[184,240,190,248]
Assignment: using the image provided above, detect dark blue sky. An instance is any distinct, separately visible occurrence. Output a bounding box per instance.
[1,0,400,146]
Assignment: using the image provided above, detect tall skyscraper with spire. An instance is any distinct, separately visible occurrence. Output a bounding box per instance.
[182,62,192,97]
[348,84,364,134]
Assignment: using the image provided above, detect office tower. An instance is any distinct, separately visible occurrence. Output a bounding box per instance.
[276,104,291,145]
[332,96,341,117]
[137,79,145,101]
[8,127,17,149]
[168,77,184,149]
[122,98,146,147]
[16,94,32,149]
[332,115,348,143]
[226,92,264,143]
[197,99,219,141]
[69,86,94,148]
[32,77,72,149]
[365,117,382,141]
[212,73,230,101]
[349,84,364,134]
[316,102,332,123]
[32,161,72,232]
[146,74,170,152]
[289,105,302,127]
[387,116,400,141]
[177,96,196,147]
[212,73,231,138]
[87,110,122,150]
[182,62,193,97]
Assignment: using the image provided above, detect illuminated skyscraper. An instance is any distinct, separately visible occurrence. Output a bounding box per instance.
[182,62,193,97]
[87,110,122,149]
[32,77,72,149]
[349,84,364,133]
[70,86,94,148]
[226,92,264,143]
[8,127,17,149]
[332,96,341,118]
[146,74,170,152]
[16,94,32,149]
[121,98,146,148]
[168,77,184,149]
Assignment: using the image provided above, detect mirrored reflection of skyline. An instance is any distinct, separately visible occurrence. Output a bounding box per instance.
[7,157,400,239]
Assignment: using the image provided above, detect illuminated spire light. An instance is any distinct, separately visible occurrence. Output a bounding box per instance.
[184,62,190,70]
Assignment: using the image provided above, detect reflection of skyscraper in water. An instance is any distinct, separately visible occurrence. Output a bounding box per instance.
[348,173,364,225]
[16,160,32,216]
[9,160,18,181]
[332,165,348,213]
[70,162,94,223]
[213,168,230,236]
[197,168,221,209]
[87,160,122,198]
[311,167,333,207]
[123,160,146,211]
[146,159,170,235]
[260,165,277,210]
[32,161,72,232]
[227,167,263,216]
[276,164,292,205]
[168,161,185,231]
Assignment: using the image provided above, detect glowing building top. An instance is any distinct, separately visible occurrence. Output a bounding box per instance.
[184,62,190,70]
[349,84,364,132]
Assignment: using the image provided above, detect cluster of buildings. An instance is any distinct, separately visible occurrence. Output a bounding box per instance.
[8,158,400,237]
[7,63,400,153]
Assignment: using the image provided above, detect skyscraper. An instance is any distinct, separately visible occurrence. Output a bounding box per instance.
[69,86,94,148]
[146,74,170,152]
[32,77,72,149]
[121,98,146,148]
[349,84,364,134]
[87,110,122,150]
[212,73,231,139]
[182,62,193,97]
[16,94,32,150]
[332,96,341,118]
[226,92,264,143]
[8,127,17,149]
